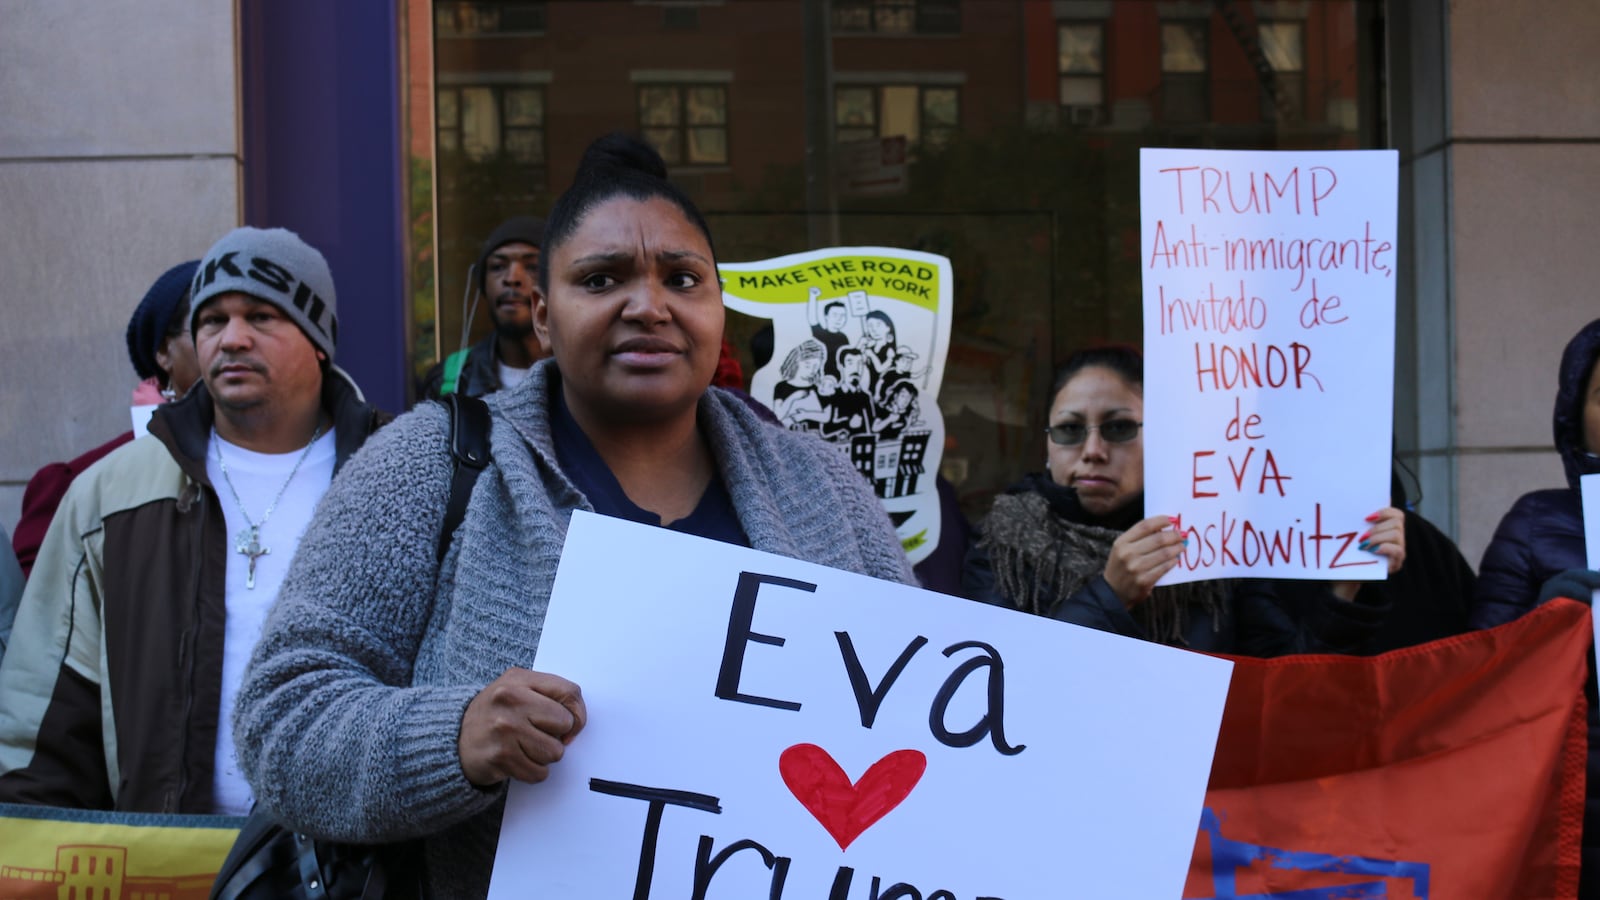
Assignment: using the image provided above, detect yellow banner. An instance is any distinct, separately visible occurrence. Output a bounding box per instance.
[721,254,942,312]
[0,803,241,899]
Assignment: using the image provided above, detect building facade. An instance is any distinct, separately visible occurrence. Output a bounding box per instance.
[2,0,1596,566]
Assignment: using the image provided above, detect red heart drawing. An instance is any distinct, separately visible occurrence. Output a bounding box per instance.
[779,743,927,850]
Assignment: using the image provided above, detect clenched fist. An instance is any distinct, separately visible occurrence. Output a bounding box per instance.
[459,668,586,787]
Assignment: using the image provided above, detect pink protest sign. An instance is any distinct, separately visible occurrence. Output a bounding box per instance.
[1141,148,1398,584]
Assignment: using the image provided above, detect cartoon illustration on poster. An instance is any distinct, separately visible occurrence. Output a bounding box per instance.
[721,248,952,564]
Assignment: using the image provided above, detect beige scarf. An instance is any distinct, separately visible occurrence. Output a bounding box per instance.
[979,489,1229,646]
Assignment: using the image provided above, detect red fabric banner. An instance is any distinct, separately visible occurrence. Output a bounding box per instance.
[1187,598,1590,900]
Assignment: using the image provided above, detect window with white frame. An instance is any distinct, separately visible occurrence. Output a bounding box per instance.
[638,84,729,166]
[835,84,959,148]
[1160,20,1208,124]
[1057,21,1105,125]
[1258,20,1305,120]
[436,85,545,166]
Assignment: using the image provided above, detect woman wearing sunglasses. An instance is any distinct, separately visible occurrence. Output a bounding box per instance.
[963,345,1405,654]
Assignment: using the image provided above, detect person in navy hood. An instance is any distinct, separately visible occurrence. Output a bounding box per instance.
[1474,318,1600,623]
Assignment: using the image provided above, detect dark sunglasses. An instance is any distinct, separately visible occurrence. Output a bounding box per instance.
[1046,419,1143,446]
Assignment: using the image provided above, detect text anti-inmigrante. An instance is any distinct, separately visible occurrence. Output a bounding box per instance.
[1147,220,1393,292]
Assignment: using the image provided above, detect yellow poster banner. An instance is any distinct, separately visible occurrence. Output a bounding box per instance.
[721,255,941,312]
[0,803,241,899]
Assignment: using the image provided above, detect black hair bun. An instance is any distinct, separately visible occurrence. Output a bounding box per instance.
[577,132,669,182]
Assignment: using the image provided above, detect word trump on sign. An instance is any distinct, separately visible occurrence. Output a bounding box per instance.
[488,512,1232,899]
[1141,148,1399,584]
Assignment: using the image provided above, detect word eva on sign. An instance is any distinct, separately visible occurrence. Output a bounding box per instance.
[714,571,1026,757]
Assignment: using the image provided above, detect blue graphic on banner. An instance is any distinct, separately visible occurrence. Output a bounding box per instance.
[1196,807,1431,899]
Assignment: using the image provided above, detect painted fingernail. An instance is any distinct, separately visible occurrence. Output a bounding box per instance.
[1357,541,1370,551]
[1171,514,1183,530]
[1182,538,1190,547]
[1359,530,1371,542]
[1365,513,1381,522]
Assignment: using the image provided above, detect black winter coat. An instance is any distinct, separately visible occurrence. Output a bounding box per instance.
[1473,316,1600,623]
[1473,488,1586,628]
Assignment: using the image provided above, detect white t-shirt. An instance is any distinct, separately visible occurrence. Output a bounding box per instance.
[498,361,531,391]
[205,428,337,816]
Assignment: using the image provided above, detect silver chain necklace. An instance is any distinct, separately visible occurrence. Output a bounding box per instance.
[213,425,323,589]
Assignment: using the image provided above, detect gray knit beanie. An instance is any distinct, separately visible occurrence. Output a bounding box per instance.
[189,227,338,360]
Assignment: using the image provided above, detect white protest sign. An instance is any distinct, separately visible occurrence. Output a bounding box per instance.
[722,248,952,565]
[1581,474,1600,618]
[1141,148,1398,584]
[131,404,159,439]
[488,511,1233,899]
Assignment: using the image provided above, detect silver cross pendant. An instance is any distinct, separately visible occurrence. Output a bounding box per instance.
[235,526,269,590]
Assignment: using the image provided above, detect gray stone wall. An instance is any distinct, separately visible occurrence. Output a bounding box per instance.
[0,1,241,533]
[1448,0,1600,564]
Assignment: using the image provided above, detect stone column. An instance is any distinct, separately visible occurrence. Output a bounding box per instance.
[0,1,242,531]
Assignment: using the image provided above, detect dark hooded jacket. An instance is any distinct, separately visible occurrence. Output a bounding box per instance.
[418,216,544,401]
[1472,318,1600,626]
[1471,318,1600,888]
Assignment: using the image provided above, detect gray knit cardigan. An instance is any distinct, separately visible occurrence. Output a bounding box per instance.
[233,361,916,899]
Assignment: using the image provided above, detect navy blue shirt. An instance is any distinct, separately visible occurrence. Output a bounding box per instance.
[550,391,750,548]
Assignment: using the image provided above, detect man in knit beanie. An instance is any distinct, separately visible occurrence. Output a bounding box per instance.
[188,226,339,364]
[419,214,548,400]
[0,226,389,815]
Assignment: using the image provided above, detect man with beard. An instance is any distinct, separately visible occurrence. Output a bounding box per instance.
[820,346,875,441]
[420,216,548,399]
[0,227,388,812]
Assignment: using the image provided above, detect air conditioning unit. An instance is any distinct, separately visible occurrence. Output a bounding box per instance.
[1064,105,1101,127]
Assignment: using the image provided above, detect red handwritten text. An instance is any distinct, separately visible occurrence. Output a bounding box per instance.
[1193,342,1324,393]
[1175,503,1377,571]
[1158,165,1337,216]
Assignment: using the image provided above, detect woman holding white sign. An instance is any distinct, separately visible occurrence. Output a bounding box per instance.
[963,345,1405,653]
[232,134,917,899]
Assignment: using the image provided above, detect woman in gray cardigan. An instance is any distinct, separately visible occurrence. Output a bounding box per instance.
[233,135,915,899]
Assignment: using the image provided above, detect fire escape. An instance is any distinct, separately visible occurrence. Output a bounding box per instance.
[1214,0,1298,125]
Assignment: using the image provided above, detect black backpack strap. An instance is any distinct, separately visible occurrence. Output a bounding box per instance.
[437,393,493,564]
